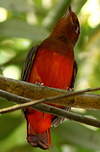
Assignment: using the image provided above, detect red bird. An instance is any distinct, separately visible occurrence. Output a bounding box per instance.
[22,6,80,149]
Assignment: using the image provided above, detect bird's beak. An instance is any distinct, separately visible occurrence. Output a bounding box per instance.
[68,6,72,13]
[64,5,72,17]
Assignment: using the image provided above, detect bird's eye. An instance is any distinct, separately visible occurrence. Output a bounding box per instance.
[74,24,79,34]
[71,14,80,34]
[72,18,80,34]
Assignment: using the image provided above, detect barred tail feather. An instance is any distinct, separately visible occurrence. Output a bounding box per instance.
[27,129,51,150]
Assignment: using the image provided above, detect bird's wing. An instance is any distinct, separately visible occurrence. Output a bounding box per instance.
[52,61,78,127]
[21,46,38,81]
[70,61,77,89]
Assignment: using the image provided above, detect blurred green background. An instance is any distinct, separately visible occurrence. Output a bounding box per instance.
[0,0,100,152]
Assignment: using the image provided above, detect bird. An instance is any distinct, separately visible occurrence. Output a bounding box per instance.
[21,6,80,150]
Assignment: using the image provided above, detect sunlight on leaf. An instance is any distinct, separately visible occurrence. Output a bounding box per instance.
[0,7,7,22]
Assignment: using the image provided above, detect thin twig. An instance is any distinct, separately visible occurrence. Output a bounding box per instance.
[0,90,100,128]
[60,87,100,97]
[0,88,100,109]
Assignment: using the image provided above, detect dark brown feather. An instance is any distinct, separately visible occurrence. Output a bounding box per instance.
[21,46,38,81]
[70,61,77,89]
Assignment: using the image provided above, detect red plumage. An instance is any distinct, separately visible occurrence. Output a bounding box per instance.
[22,6,80,149]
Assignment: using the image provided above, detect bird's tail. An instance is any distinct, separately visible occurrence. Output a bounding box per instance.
[24,109,51,150]
[27,129,51,150]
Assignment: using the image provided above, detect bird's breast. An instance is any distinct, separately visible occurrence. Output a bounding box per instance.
[28,49,74,89]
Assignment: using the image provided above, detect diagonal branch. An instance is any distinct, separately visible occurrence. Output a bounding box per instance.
[0,90,100,128]
[0,76,100,128]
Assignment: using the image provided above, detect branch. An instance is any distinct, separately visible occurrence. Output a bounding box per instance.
[0,76,100,109]
[0,90,100,128]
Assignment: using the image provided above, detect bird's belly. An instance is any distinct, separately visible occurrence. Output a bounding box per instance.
[28,49,74,90]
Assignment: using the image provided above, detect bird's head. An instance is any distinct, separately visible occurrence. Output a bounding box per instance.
[51,6,80,46]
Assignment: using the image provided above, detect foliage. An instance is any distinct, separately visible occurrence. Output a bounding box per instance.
[0,0,100,152]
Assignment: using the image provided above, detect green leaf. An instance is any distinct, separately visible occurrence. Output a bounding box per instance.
[42,0,71,29]
[0,113,23,141]
[76,146,95,152]
[53,121,100,150]
[7,144,50,152]
[0,97,15,108]
[0,118,25,152]
[72,0,88,13]
[0,0,31,12]
[0,19,48,42]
